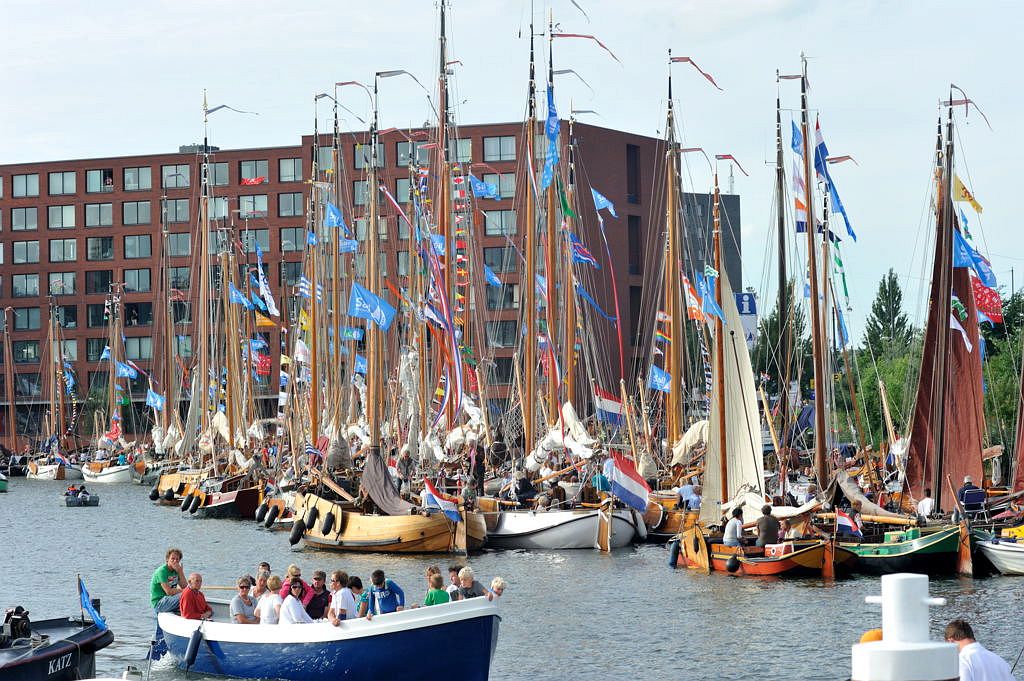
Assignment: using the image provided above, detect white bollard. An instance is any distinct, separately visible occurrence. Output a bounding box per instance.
[851,573,959,681]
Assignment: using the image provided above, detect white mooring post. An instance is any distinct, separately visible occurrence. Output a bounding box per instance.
[851,573,959,681]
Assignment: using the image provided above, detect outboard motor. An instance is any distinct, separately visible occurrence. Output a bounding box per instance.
[1,606,31,646]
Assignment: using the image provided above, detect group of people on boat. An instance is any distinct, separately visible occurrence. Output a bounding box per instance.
[151,548,505,625]
[63,484,90,497]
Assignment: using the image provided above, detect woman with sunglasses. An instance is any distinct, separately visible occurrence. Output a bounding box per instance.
[230,576,260,624]
[279,578,314,624]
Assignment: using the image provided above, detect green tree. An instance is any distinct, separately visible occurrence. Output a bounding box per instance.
[862,268,914,359]
[752,279,812,396]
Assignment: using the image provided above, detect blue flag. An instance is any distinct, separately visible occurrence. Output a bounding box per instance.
[324,202,349,235]
[307,231,318,245]
[468,174,500,200]
[540,85,559,191]
[348,282,396,331]
[591,187,618,218]
[575,283,616,323]
[354,354,368,374]
[99,345,111,361]
[146,389,166,412]
[697,275,725,321]
[648,365,672,393]
[228,283,254,310]
[341,326,364,341]
[483,265,502,288]
[339,238,359,254]
[78,577,107,631]
[952,229,997,287]
[250,292,268,312]
[115,361,138,379]
[430,234,446,256]
[791,120,803,156]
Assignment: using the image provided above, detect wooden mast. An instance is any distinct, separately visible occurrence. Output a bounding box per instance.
[664,53,684,444]
[437,0,455,430]
[198,93,213,447]
[543,13,559,423]
[563,113,579,407]
[366,78,383,450]
[522,14,538,457]
[774,73,791,437]
[712,174,727,503]
[800,57,828,487]
[3,309,17,454]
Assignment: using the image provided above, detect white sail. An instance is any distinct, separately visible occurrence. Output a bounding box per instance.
[700,269,766,525]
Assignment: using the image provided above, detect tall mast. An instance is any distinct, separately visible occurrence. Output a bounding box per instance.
[774,72,791,436]
[543,12,559,421]
[309,108,321,445]
[366,79,383,449]
[712,174,727,502]
[198,92,212,437]
[3,309,16,453]
[522,9,538,455]
[563,113,579,407]
[663,52,684,444]
[800,57,828,487]
[438,0,455,429]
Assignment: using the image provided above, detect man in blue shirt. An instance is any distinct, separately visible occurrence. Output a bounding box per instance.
[366,570,405,617]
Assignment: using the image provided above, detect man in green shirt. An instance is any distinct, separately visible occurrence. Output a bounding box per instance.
[151,548,186,613]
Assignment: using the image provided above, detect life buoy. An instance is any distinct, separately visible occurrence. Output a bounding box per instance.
[289,519,306,546]
[320,511,335,535]
[254,502,269,523]
[180,493,193,512]
[264,505,280,528]
[188,494,202,514]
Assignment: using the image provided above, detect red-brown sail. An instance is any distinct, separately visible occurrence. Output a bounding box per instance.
[1013,352,1024,491]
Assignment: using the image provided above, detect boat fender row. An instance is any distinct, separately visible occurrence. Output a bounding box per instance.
[180,493,193,512]
[289,519,306,546]
[321,511,335,535]
[667,538,681,569]
[304,506,319,530]
[184,626,204,669]
[189,494,202,514]
[255,502,269,523]
[264,505,280,528]
[149,487,160,501]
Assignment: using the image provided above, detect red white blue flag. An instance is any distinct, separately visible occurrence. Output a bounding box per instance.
[422,478,461,523]
[608,452,651,512]
[593,387,624,426]
[836,509,862,538]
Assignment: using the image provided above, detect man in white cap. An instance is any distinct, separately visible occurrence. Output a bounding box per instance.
[954,476,981,521]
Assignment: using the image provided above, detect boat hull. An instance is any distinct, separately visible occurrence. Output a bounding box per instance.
[196,487,261,519]
[159,600,500,681]
[82,464,134,483]
[709,541,858,577]
[483,507,641,550]
[0,476,7,492]
[841,525,961,576]
[643,494,698,543]
[65,494,100,507]
[27,463,82,480]
[977,540,1024,575]
[0,616,113,681]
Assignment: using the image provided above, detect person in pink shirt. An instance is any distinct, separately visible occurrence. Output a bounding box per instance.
[277,564,313,606]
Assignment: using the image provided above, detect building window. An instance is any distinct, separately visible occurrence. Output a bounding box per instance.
[208,196,228,221]
[482,172,516,199]
[483,209,517,236]
[239,195,268,218]
[55,339,77,361]
[397,212,410,240]
[162,198,189,223]
[449,138,473,163]
[15,373,41,397]
[483,246,517,272]
[240,160,269,184]
[123,201,151,225]
[175,335,193,358]
[278,192,303,217]
[353,181,369,206]
[124,268,151,293]
[279,158,302,182]
[626,144,641,204]
[86,237,114,261]
[281,227,304,252]
[125,302,153,326]
[316,147,333,172]
[13,240,39,264]
[49,238,76,263]
[86,168,114,193]
[13,173,39,198]
[48,205,75,229]
[123,167,152,191]
[489,357,514,385]
[396,251,409,277]
[12,207,38,231]
[240,229,270,253]
[209,162,228,187]
[486,284,520,310]
[87,303,108,328]
[167,233,191,257]
[13,307,40,331]
[162,164,190,189]
[354,143,384,169]
[86,338,106,361]
[86,270,113,294]
[283,261,302,285]
[168,266,190,289]
[485,320,518,347]
[13,274,39,297]
[49,272,76,296]
[353,254,366,277]
[171,301,192,324]
[483,136,515,162]
[628,215,642,275]
[13,341,39,363]
[85,203,113,227]
[209,230,230,254]
[124,235,151,259]
[56,305,77,329]
[629,285,642,344]
[394,177,412,204]
[48,171,76,195]
[396,142,429,167]
[125,336,153,360]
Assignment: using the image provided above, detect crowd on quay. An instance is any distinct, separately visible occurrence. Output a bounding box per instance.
[150,548,506,625]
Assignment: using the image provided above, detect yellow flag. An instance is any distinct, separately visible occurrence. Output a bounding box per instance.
[255,312,276,327]
[280,355,292,365]
[953,175,983,214]
[299,309,311,331]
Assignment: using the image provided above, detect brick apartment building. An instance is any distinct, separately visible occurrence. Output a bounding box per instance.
[0,121,741,439]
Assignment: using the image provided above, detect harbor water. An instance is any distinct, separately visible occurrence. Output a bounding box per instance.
[3,480,1023,680]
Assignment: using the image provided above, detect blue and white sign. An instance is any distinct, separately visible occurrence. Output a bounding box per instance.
[735,292,758,350]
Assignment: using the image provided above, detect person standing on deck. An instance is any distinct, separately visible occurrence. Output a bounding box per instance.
[723,508,744,547]
[944,619,1013,681]
[755,505,781,547]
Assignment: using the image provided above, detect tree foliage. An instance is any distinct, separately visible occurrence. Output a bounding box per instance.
[862,268,913,359]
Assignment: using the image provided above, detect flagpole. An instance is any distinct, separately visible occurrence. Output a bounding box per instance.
[78,574,84,626]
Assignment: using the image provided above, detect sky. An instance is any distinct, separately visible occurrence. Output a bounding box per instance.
[2,0,1020,341]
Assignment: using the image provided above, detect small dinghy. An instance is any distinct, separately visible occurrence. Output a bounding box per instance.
[65,494,100,507]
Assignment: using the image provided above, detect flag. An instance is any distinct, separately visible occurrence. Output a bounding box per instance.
[348,282,397,331]
[591,187,618,218]
[953,175,983,213]
[594,386,624,425]
[228,283,254,310]
[78,577,107,631]
[608,452,651,512]
[648,365,671,393]
[341,326,364,341]
[254,353,272,376]
[697,275,724,321]
[575,283,616,323]
[557,178,576,218]
[656,310,672,323]
[430,234,446,256]
[422,478,462,522]
[294,338,311,364]
[949,313,973,353]
[952,229,997,287]
[324,202,349,234]
[567,232,600,268]
[483,265,502,288]
[354,354,367,374]
[255,312,276,327]
[307,231,318,245]
[99,346,111,361]
[146,389,165,411]
[240,176,266,186]
[790,120,803,156]
[971,275,1003,323]
[654,329,671,344]
[253,242,280,317]
[115,361,138,379]
[682,275,705,322]
[813,118,856,241]
[468,174,500,200]
[339,238,359,254]
[540,85,559,191]
[836,509,863,538]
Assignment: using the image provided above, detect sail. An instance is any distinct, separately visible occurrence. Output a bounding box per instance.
[1013,355,1024,491]
[361,450,415,516]
[906,253,985,499]
[700,269,766,525]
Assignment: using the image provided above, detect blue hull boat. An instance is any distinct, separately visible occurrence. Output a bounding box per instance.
[158,597,500,681]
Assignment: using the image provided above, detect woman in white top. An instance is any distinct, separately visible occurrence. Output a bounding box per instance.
[280,579,314,624]
[256,575,284,625]
[723,507,744,547]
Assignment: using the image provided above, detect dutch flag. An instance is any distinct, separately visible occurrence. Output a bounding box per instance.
[422,478,462,523]
[836,509,862,538]
[594,387,624,426]
[607,452,651,513]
